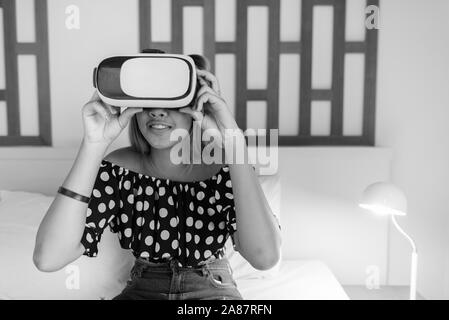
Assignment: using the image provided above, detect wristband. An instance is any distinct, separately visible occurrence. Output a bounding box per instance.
[57,186,91,204]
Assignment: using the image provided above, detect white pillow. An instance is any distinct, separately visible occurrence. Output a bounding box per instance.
[0,190,133,300]
[225,174,282,280]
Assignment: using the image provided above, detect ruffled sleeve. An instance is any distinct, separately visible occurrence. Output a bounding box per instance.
[217,167,237,246]
[80,160,120,257]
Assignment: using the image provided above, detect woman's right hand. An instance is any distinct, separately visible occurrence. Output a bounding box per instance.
[82,92,142,146]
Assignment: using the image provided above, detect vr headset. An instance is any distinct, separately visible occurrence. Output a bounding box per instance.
[93,50,198,108]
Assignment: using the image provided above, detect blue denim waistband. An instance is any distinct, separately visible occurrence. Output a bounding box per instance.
[131,256,233,278]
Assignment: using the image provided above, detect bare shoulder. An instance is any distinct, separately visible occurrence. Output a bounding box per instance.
[104,147,141,171]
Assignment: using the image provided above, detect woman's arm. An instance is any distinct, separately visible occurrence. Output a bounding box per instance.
[33,93,141,272]
[181,69,281,270]
[226,130,282,270]
[33,141,108,271]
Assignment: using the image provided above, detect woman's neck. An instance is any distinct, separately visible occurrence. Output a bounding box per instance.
[143,147,191,179]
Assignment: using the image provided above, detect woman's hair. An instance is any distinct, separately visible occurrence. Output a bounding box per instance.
[128,54,211,155]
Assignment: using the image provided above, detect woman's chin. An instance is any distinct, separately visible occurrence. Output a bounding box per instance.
[143,131,173,149]
[147,140,172,150]
[146,132,191,150]
[146,136,182,150]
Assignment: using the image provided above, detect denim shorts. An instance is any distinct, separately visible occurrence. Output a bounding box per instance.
[112,257,243,300]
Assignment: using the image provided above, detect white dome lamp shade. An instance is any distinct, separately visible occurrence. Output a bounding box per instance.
[359,182,418,300]
[359,182,407,216]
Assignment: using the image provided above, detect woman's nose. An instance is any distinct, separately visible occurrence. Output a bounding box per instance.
[148,109,168,119]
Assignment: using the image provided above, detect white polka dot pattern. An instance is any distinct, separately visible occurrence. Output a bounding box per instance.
[79,159,252,268]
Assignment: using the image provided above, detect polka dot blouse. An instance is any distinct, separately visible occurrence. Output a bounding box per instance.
[80,160,240,267]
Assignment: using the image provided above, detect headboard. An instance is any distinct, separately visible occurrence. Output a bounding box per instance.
[0,146,279,195]
[0,146,392,286]
[0,147,79,195]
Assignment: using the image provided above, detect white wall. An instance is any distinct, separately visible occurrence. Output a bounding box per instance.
[47,0,139,149]
[376,0,449,299]
[279,147,392,285]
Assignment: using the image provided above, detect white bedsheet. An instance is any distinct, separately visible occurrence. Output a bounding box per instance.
[236,260,349,300]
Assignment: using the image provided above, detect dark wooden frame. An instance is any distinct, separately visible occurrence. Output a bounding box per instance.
[141,0,380,146]
[0,0,52,146]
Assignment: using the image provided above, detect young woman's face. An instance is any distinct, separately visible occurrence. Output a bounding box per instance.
[136,108,192,149]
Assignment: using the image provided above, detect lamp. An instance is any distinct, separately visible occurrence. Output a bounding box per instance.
[359,182,418,300]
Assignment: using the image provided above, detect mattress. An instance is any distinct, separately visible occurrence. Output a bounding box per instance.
[237,260,349,300]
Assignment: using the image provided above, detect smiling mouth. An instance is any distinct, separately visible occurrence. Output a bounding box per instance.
[147,122,174,131]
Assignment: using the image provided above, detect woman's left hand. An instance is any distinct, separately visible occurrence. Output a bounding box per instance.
[179,69,240,137]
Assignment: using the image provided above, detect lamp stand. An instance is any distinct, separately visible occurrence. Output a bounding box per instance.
[391,215,418,300]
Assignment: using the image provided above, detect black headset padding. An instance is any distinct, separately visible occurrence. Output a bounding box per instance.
[141,48,166,54]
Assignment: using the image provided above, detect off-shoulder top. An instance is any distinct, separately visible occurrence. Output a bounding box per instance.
[80,160,242,267]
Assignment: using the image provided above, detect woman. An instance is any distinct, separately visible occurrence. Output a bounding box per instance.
[33,54,281,300]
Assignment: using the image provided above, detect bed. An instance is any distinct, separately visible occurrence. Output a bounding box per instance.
[237,260,348,300]
[0,188,347,300]
[0,146,392,299]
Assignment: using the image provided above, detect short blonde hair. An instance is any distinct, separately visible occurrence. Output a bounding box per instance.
[128,54,210,155]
